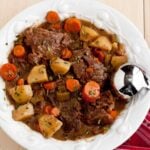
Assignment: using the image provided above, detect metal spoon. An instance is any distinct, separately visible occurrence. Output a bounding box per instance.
[113,64,150,99]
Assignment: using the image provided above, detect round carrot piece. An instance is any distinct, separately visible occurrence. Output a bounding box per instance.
[110,110,118,119]
[82,81,100,103]
[64,18,81,33]
[17,78,24,85]
[50,107,60,117]
[13,45,25,57]
[43,105,52,114]
[0,63,17,81]
[43,82,56,90]
[46,11,60,24]
[61,48,72,59]
[66,79,81,92]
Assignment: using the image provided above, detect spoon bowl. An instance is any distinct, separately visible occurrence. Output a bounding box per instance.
[113,64,150,99]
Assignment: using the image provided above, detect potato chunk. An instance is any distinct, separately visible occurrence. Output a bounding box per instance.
[111,55,128,69]
[50,57,71,75]
[12,103,34,121]
[90,36,112,51]
[39,115,63,137]
[27,65,48,84]
[105,54,112,66]
[80,26,99,42]
[9,85,33,104]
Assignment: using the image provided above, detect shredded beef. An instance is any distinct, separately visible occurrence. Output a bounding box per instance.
[59,99,82,132]
[82,91,114,125]
[72,48,108,85]
[72,59,87,79]
[90,63,108,85]
[28,53,42,65]
[25,28,73,58]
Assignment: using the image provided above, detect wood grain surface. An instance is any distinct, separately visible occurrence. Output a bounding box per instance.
[0,0,149,149]
[144,0,150,46]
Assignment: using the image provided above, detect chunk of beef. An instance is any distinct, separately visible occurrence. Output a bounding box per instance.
[90,63,108,85]
[81,59,108,86]
[72,47,92,80]
[8,53,31,79]
[72,59,87,79]
[69,33,83,50]
[82,91,114,125]
[24,28,73,57]
[69,38,83,50]
[59,99,82,132]
[71,47,107,85]
[96,91,115,111]
[61,33,74,47]
[83,55,94,66]
[34,100,47,115]
[56,79,66,87]
[72,47,91,60]
[25,28,63,56]
[28,53,42,65]
[46,93,58,107]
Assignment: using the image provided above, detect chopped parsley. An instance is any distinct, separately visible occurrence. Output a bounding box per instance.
[89,89,96,96]
[14,92,20,97]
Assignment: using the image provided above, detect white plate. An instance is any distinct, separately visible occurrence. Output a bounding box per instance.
[0,0,150,150]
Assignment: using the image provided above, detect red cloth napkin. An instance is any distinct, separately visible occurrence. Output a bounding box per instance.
[116,110,150,150]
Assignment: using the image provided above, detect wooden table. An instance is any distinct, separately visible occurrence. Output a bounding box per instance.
[0,0,149,149]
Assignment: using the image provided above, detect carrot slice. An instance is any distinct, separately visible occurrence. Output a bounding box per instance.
[43,105,52,114]
[110,110,118,119]
[0,63,17,81]
[51,107,60,117]
[13,45,25,57]
[17,78,24,85]
[43,105,60,117]
[66,79,80,92]
[46,11,60,24]
[61,48,72,59]
[43,82,56,90]
[82,81,100,103]
[64,18,81,33]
